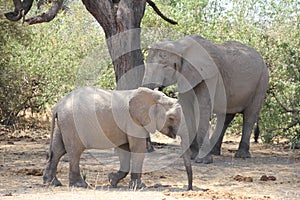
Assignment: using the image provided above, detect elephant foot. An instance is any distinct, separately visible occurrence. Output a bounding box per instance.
[43,176,62,186]
[108,172,120,188]
[235,150,251,158]
[190,151,198,160]
[108,171,128,188]
[69,178,88,188]
[146,143,155,153]
[210,147,221,156]
[195,155,213,164]
[129,179,146,190]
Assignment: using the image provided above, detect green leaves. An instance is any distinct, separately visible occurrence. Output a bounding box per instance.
[0,1,105,126]
[1,0,298,147]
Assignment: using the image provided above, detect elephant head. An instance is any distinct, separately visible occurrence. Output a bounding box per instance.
[143,35,219,93]
[128,87,181,139]
[128,88,192,190]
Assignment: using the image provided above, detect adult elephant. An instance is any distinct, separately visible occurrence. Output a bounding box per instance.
[143,34,269,162]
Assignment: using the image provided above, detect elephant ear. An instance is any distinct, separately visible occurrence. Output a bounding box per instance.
[177,35,219,93]
[129,87,158,133]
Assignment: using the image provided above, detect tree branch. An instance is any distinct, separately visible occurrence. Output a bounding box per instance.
[270,90,299,114]
[5,0,33,22]
[146,0,178,25]
[25,0,64,25]
[5,0,178,27]
[82,0,117,37]
[282,120,300,133]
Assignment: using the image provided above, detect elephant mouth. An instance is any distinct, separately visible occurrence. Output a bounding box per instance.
[167,126,177,139]
[142,83,161,90]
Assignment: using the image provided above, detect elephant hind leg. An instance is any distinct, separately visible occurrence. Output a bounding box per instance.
[108,143,131,188]
[67,147,86,187]
[235,66,268,158]
[211,113,236,155]
[43,127,66,186]
[235,116,256,158]
[235,97,265,158]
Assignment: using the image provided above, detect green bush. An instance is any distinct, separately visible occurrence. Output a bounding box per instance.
[0,1,107,126]
[1,0,298,147]
[0,20,33,125]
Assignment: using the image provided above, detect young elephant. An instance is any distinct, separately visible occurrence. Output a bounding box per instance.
[43,87,192,190]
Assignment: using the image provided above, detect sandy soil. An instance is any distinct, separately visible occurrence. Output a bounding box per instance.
[0,128,299,200]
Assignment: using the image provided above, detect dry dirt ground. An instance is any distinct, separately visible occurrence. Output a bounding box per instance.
[0,128,299,200]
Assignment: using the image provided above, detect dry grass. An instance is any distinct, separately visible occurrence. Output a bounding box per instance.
[1,130,300,199]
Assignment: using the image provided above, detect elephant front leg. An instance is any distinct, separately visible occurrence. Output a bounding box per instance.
[128,137,146,189]
[108,144,130,187]
[194,128,213,164]
[146,135,155,152]
[129,154,146,190]
[194,86,213,164]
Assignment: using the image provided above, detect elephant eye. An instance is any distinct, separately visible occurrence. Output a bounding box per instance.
[168,116,175,122]
[159,51,168,59]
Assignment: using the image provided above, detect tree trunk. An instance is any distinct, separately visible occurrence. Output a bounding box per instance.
[6,0,177,89]
[82,0,146,89]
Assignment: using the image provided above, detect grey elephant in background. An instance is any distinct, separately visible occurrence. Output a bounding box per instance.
[43,87,192,190]
[143,34,269,162]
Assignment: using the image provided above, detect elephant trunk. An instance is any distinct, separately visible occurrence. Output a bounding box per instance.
[142,83,160,90]
[142,63,165,89]
[182,149,193,190]
[178,112,193,190]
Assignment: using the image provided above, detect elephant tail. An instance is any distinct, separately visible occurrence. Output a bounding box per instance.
[254,121,260,143]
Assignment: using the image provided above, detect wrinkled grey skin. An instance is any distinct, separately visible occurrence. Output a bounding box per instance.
[43,87,192,190]
[143,35,269,161]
